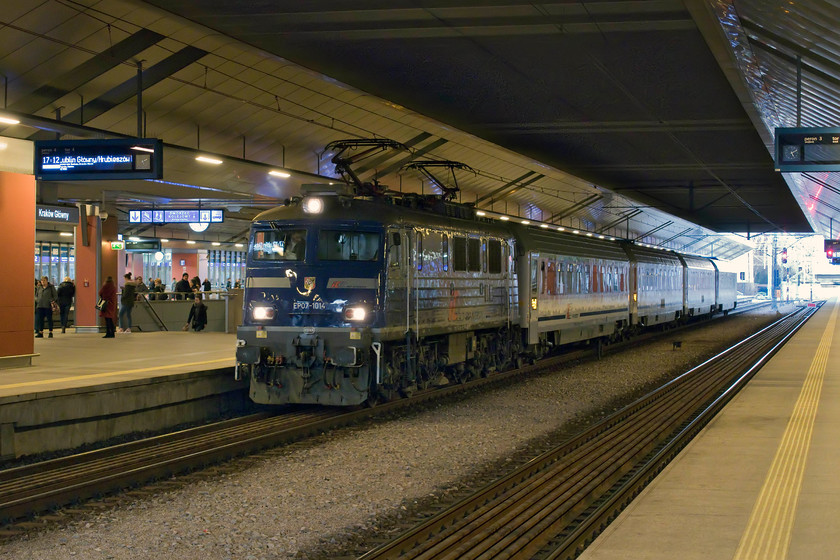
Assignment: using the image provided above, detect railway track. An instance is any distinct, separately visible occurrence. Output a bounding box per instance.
[0,304,792,534]
[354,303,819,560]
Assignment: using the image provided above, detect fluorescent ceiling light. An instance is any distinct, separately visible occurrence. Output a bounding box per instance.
[269,170,291,178]
[540,224,548,228]
[59,232,73,237]
[235,243,244,248]
[130,145,155,153]
[160,239,169,243]
[0,116,20,125]
[195,155,222,165]
[129,236,141,242]
[186,240,196,244]
[475,210,486,216]
[499,216,510,221]
[212,242,221,246]
[521,220,530,225]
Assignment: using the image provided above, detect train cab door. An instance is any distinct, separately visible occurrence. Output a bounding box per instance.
[385,227,418,333]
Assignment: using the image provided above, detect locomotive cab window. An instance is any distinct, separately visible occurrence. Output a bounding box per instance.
[488,239,502,274]
[251,228,307,261]
[453,237,467,271]
[317,230,380,261]
[468,238,481,272]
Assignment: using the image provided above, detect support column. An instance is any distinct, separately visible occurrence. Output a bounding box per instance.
[74,210,101,332]
[0,171,36,367]
[74,210,119,332]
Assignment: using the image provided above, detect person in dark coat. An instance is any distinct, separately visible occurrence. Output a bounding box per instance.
[34,276,58,338]
[98,276,118,338]
[186,294,208,331]
[118,273,136,333]
[174,272,191,300]
[56,276,75,333]
[202,278,211,293]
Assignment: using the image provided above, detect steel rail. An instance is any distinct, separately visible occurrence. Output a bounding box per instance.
[0,305,785,528]
[357,304,819,560]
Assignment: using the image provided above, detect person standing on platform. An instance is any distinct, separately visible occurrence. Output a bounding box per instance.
[185,294,208,332]
[34,276,58,338]
[56,276,75,333]
[118,273,136,333]
[99,276,117,338]
[202,278,211,293]
[135,276,149,299]
[174,272,191,300]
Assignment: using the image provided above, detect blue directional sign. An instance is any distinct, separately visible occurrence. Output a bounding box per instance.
[128,208,224,224]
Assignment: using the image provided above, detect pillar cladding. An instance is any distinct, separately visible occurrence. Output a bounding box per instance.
[74,212,119,332]
[0,172,36,365]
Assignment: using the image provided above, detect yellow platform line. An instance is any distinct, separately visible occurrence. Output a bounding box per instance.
[0,357,233,390]
[733,301,839,560]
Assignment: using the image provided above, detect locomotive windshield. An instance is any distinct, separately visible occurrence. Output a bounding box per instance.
[317,230,380,261]
[251,228,307,261]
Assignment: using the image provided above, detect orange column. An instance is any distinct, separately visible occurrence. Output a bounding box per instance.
[0,172,36,366]
[74,212,119,332]
[74,213,101,331]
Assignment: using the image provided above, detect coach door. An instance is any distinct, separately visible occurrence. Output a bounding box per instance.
[517,251,540,345]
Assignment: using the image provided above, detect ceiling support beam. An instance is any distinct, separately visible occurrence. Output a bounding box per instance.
[29,46,207,140]
[9,29,165,115]
[596,209,642,234]
[355,132,431,174]
[658,227,694,246]
[475,171,540,204]
[371,137,448,179]
[635,221,673,241]
[547,194,603,222]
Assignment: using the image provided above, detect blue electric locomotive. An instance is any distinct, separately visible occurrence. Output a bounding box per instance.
[235,183,737,406]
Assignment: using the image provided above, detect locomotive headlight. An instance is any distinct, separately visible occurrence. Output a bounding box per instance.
[344,306,366,321]
[252,306,276,320]
[303,196,324,214]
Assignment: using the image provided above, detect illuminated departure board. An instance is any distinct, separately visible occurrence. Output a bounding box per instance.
[128,209,224,224]
[775,127,840,172]
[34,138,163,180]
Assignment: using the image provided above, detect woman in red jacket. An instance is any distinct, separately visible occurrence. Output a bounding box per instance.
[98,276,118,338]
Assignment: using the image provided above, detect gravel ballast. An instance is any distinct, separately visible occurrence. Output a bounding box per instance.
[0,308,790,559]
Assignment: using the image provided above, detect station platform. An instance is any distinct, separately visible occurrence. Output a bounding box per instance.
[0,331,243,461]
[580,298,840,560]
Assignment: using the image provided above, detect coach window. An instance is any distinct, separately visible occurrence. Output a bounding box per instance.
[468,238,481,272]
[488,239,502,274]
[546,261,557,295]
[442,235,449,272]
[453,236,467,271]
[417,232,423,271]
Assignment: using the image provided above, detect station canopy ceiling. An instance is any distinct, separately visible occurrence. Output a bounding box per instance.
[2,0,840,260]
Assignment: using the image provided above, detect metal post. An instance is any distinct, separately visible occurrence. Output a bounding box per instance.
[137,62,143,137]
[771,235,777,310]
